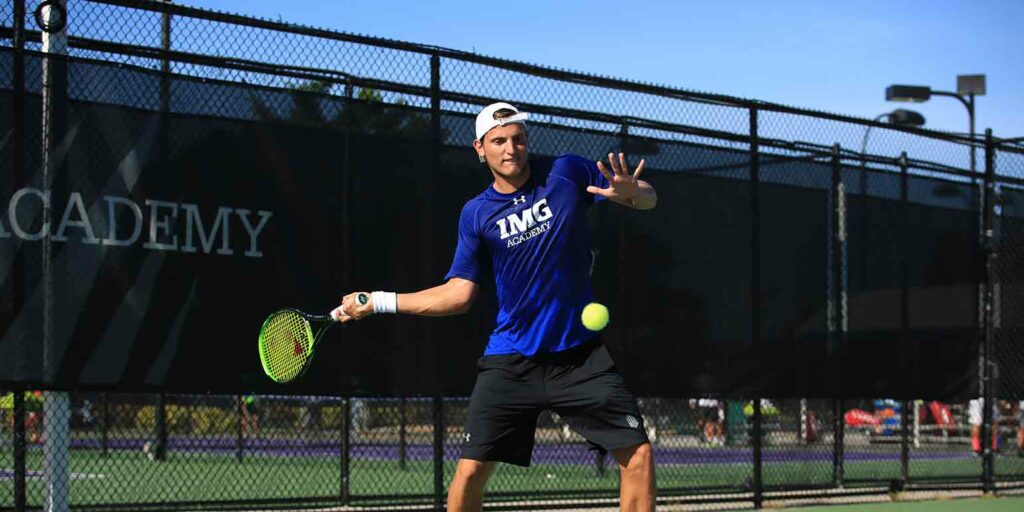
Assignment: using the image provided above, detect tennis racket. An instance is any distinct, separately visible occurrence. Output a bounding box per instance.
[257,293,368,383]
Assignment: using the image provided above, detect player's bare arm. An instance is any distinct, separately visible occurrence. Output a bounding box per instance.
[332,277,479,322]
[589,152,658,210]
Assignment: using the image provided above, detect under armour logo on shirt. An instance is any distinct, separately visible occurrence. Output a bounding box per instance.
[464,432,471,442]
[513,195,527,205]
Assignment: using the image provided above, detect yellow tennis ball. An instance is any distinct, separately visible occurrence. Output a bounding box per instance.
[581,302,610,331]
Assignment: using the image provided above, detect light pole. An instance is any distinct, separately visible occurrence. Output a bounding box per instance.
[858,109,924,291]
[888,74,993,489]
[860,109,926,167]
[860,108,925,201]
[885,74,986,174]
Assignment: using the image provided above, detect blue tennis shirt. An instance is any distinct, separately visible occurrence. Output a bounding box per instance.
[445,154,610,357]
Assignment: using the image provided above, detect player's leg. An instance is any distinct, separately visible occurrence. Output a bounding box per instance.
[447,459,497,512]
[612,442,655,512]
[546,341,654,511]
[451,353,543,510]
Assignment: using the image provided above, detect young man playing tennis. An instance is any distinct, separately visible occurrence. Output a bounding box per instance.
[332,102,658,511]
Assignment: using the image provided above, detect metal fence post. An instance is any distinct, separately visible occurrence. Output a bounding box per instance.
[399,396,408,470]
[749,108,761,349]
[429,51,446,512]
[433,396,445,510]
[899,152,911,486]
[14,389,27,512]
[155,393,167,461]
[829,144,846,489]
[12,0,25,381]
[833,398,845,488]
[161,1,172,81]
[830,143,848,354]
[339,79,354,506]
[341,398,351,504]
[900,399,910,485]
[899,152,910,337]
[150,5,172,468]
[235,395,244,462]
[101,393,109,457]
[159,0,171,171]
[342,79,353,294]
[981,129,997,493]
[339,78,354,506]
[749,106,763,509]
[752,398,763,509]
[40,13,71,511]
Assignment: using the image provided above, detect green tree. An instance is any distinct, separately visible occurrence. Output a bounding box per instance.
[251,80,436,140]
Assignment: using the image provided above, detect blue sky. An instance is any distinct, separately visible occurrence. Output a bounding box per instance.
[186,0,1021,138]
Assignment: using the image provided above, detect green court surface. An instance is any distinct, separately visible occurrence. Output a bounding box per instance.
[3,447,1024,506]
[735,496,1024,511]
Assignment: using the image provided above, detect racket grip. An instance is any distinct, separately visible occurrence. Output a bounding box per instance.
[327,306,347,322]
[329,293,369,322]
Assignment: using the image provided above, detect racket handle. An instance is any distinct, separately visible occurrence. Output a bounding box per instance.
[328,293,369,322]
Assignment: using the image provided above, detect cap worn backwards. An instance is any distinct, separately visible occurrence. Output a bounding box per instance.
[475,102,529,141]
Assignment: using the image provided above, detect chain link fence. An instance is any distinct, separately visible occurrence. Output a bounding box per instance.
[3,393,1024,509]
[2,0,1023,510]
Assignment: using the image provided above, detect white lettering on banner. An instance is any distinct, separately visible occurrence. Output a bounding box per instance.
[235,209,273,258]
[0,187,274,258]
[181,204,233,255]
[102,195,143,247]
[144,199,179,251]
[497,198,554,241]
[9,188,50,241]
[53,192,101,243]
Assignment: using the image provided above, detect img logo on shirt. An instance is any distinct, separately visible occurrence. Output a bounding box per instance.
[496,198,554,247]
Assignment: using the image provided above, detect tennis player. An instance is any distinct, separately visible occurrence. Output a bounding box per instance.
[332,102,658,511]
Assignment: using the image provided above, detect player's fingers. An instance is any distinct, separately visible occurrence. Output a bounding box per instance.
[596,161,614,182]
[618,153,630,177]
[633,159,645,181]
[586,185,612,197]
[330,306,349,322]
[607,152,622,175]
[344,294,363,316]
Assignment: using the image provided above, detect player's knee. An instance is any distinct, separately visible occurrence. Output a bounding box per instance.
[453,460,494,487]
[632,442,653,464]
[617,442,653,475]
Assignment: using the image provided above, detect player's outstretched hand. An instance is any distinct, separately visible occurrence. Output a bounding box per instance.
[588,152,645,203]
[330,292,373,323]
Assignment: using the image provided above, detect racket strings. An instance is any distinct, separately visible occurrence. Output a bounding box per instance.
[259,311,313,383]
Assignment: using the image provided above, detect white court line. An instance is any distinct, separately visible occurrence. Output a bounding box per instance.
[0,469,106,480]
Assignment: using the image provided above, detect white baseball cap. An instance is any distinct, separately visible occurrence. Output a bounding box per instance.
[475,102,529,141]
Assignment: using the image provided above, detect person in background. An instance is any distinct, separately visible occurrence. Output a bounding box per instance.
[1017,400,1024,457]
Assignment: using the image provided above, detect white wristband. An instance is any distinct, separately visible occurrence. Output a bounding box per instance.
[371,291,398,314]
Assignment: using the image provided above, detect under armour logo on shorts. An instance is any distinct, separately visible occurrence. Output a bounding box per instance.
[626,415,640,429]
[513,195,527,205]
[464,432,471,442]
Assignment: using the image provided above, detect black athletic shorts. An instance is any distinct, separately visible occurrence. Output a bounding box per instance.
[460,338,648,467]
